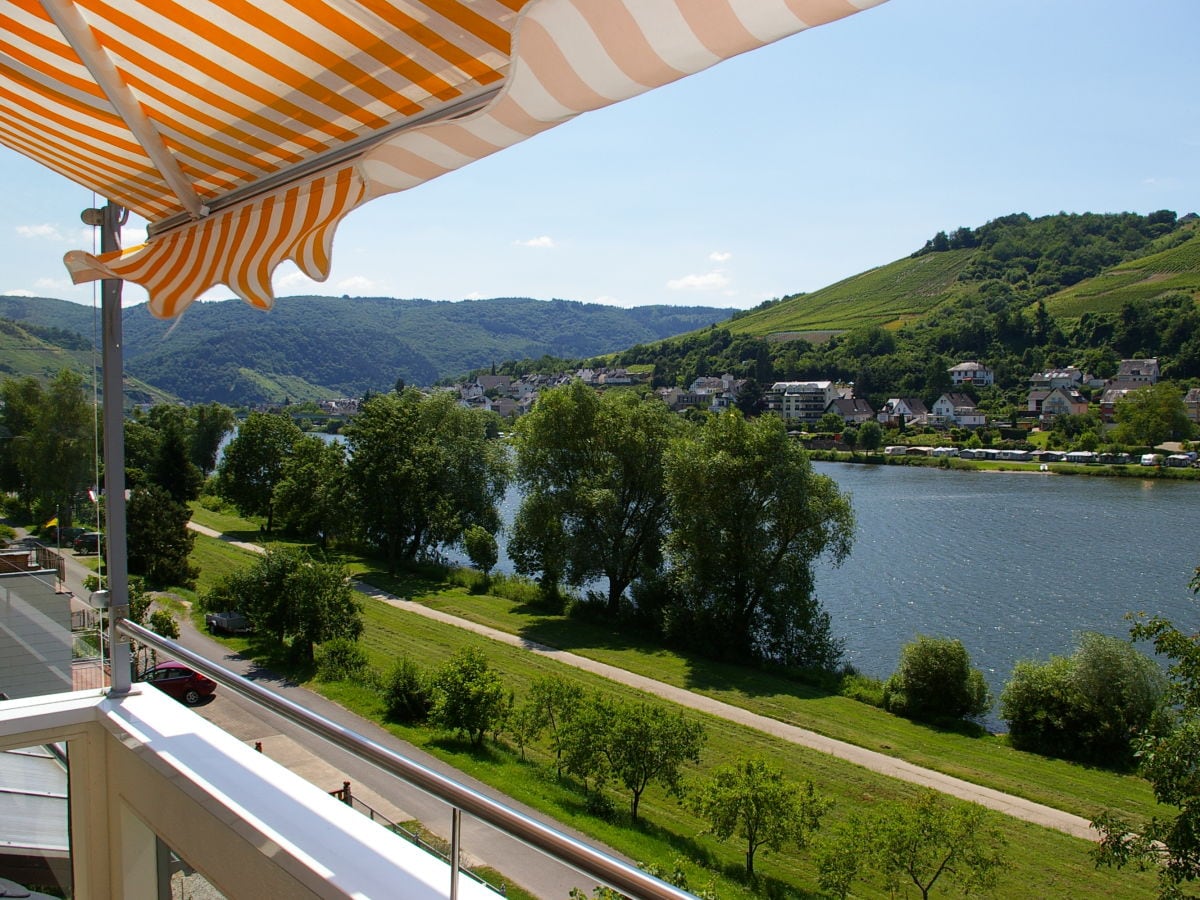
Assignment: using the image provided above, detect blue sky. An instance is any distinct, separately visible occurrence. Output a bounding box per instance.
[1,0,1196,312]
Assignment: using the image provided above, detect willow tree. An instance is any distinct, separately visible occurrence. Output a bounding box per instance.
[664,409,854,668]
[510,381,681,614]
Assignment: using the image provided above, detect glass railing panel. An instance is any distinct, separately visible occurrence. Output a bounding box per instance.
[0,741,72,899]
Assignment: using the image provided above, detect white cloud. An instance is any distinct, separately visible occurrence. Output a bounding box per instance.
[17,223,64,240]
[465,291,486,300]
[709,250,732,262]
[514,235,555,249]
[335,275,379,293]
[274,269,317,291]
[2,289,36,297]
[34,276,72,291]
[591,295,626,307]
[667,270,731,292]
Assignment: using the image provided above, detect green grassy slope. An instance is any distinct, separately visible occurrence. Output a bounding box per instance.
[1042,228,1200,320]
[727,249,976,337]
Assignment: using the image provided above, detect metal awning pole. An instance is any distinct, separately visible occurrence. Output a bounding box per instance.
[98,202,131,693]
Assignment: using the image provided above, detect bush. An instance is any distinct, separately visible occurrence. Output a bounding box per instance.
[384,655,433,723]
[431,648,508,746]
[147,609,179,639]
[840,672,886,707]
[1000,632,1166,766]
[884,635,990,723]
[316,638,372,683]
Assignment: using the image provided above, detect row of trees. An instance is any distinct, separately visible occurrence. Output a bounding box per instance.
[214,390,506,572]
[212,384,855,671]
[511,381,854,668]
[324,644,1007,892]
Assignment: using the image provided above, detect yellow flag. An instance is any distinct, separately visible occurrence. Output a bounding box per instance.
[44,516,59,528]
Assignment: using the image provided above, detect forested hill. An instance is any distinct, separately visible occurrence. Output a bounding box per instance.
[610,210,1200,406]
[0,295,734,405]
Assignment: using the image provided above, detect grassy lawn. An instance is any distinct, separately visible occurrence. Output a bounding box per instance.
[362,578,1162,827]
[319,598,1163,898]
[187,525,1171,897]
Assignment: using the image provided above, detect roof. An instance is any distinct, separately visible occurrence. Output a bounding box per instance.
[938,392,976,408]
[0,746,68,859]
[949,361,990,372]
[1,0,884,318]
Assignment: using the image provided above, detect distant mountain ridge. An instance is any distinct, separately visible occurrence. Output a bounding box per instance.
[0,295,735,405]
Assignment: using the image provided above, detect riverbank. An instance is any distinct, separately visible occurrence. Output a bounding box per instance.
[806,448,1200,480]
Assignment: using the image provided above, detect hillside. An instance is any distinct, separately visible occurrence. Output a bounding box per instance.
[728,249,976,339]
[610,210,1200,404]
[0,295,734,405]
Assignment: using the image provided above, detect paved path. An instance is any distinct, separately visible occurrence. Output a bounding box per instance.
[188,522,1097,842]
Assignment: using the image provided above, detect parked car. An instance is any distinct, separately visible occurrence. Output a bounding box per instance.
[139,662,216,706]
[73,531,103,554]
[205,610,251,634]
[46,525,85,544]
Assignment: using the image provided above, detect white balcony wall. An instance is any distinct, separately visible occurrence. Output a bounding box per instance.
[0,688,495,900]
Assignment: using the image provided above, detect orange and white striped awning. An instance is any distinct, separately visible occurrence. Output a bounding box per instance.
[2,0,884,318]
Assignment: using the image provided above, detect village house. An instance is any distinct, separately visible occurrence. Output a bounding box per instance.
[948,360,994,387]
[1186,387,1200,427]
[824,396,875,424]
[1028,367,1085,390]
[1115,358,1159,384]
[876,397,929,429]
[767,381,850,426]
[1039,386,1088,423]
[930,392,985,428]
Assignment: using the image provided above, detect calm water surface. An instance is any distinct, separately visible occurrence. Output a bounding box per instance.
[809,463,1199,697]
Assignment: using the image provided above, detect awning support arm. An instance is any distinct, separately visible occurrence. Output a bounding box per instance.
[41,0,206,220]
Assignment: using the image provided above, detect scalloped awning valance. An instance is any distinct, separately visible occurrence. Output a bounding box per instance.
[3,0,884,318]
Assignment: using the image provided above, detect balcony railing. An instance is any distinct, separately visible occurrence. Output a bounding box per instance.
[111,615,693,900]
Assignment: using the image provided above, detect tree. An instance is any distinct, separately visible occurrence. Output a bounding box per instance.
[273,434,350,547]
[1000,632,1165,766]
[149,414,203,504]
[0,376,47,514]
[692,758,829,877]
[525,675,583,775]
[215,412,303,530]
[1093,569,1200,896]
[511,382,680,615]
[126,484,198,589]
[884,635,991,723]
[1112,383,1194,447]
[663,410,854,667]
[462,524,498,575]
[7,371,94,523]
[563,693,704,822]
[816,411,844,434]
[431,647,508,747]
[345,390,507,574]
[189,402,236,477]
[857,419,884,452]
[818,792,1005,900]
[202,545,361,661]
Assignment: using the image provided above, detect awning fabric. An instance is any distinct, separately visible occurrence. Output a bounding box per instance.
[2,0,884,318]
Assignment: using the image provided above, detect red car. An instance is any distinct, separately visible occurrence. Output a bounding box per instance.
[140,661,216,706]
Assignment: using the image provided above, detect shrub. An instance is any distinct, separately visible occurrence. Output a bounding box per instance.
[1000,632,1166,766]
[316,638,372,683]
[840,672,885,707]
[884,635,990,723]
[147,609,179,639]
[431,648,508,746]
[384,655,433,723]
